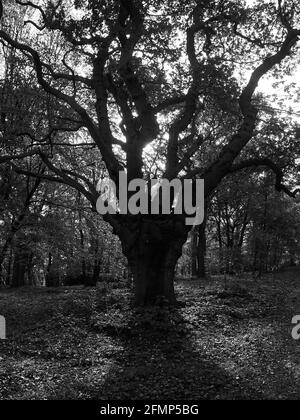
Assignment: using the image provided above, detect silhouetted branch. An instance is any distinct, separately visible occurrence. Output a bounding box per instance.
[198,25,300,195]
[229,158,299,198]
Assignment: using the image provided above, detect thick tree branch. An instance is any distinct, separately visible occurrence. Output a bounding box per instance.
[154,96,187,114]
[0,19,123,182]
[40,59,93,87]
[106,73,137,142]
[229,158,299,198]
[117,0,159,145]
[239,30,300,115]
[197,27,300,196]
[38,152,98,205]
[11,159,121,233]
[176,135,205,175]
[0,32,96,129]
[166,3,218,179]
[12,159,97,207]
[166,90,199,179]
[12,165,65,186]
[278,0,293,32]
[61,168,98,198]
[15,1,46,22]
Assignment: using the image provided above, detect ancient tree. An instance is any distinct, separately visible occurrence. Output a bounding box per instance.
[0,0,299,304]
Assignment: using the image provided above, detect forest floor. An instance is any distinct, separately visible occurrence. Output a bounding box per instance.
[0,268,299,400]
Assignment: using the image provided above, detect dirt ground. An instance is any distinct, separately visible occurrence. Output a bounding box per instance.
[0,268,299,400]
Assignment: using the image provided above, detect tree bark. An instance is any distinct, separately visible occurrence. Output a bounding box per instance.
[197,221,207,278]
[190,205,207,279]
[90,237,102,286]
[6,246,13,285]
[118,215,189,306]
[45,253,59,287]
[191,229,198,278]
[11,247,27,288]
[191,224,207,278]
[45,252,53,287]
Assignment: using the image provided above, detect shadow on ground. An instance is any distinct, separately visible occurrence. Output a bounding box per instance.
[0,270,299,400]
[91,305,264,400]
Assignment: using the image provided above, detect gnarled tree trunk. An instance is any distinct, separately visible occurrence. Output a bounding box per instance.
[117,215,189,306]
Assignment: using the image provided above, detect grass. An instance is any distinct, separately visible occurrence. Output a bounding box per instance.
[0,268,299,400]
